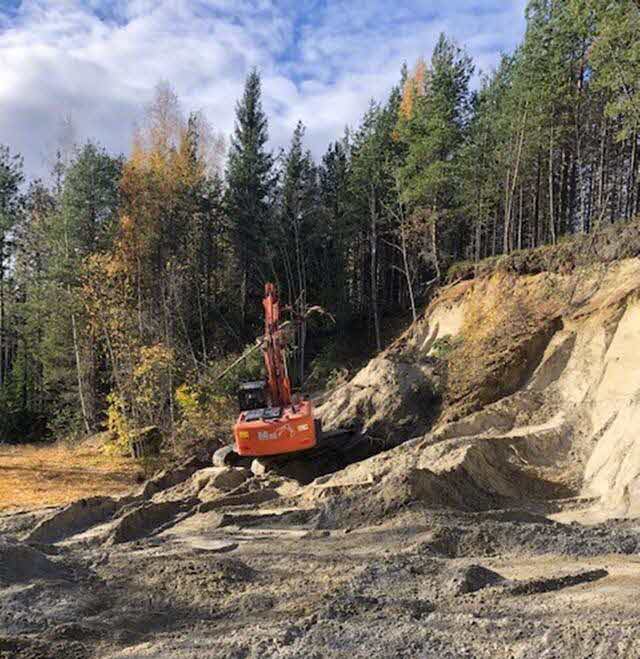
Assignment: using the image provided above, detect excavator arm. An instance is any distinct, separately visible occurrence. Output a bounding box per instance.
[262,283,292,408]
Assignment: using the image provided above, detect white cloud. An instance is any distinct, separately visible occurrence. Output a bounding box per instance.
[0,0,527,178]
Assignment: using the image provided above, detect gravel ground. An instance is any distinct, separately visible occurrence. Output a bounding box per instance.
[2,502,640,658]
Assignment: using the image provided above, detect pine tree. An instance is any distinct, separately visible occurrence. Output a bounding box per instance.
[397,34,474,280]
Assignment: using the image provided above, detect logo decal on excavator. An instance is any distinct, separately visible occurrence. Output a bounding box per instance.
[258,423,295,441]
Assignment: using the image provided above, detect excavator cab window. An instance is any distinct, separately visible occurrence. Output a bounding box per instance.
[237,381,267,412]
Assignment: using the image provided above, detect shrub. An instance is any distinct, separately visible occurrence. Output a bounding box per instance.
[431,334,463,360]
[174,382,232,445]
[306,344,345,388]
[104,392,133,456]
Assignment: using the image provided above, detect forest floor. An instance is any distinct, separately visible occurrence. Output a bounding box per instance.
[0,443,139,513]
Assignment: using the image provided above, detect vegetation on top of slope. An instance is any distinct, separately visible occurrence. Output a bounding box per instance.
[443,271,564,421]
[447,217,640,284]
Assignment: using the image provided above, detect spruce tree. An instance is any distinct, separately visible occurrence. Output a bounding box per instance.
[226,68,274,324]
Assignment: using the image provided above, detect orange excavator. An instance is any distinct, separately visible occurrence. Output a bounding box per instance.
[234,283,317,457]
[213,283,320,466]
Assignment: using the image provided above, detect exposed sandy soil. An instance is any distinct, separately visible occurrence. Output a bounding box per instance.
[4,256,640,657]
[318,257,640,521]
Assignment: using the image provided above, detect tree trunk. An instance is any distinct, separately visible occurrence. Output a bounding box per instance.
[399,221,417,323]
[369,186,381,353]
[597,119,607,221]
[474,185,483,262]
[69,294,91,435]
[627,132,638,219]
[549,129,557,245]
[431,210,442,283]
[504,109,528,254]
[534,152,542,248]
[240,256,248,324]
[559,148,569,236]
[517,185,524,251]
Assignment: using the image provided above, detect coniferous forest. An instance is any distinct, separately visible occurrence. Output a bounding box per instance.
[0,0,639,443]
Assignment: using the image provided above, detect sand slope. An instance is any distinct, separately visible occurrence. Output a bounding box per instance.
[313,258,640,522]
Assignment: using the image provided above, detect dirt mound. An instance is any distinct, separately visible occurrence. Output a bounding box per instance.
[24,496,122,544]
[412,516,640,558]
[0,509,58,541]
[107,499,196,544]
[506,568,608,596]
[0,543,69,585]
[13,457,216,547]
[138,455,206,498]
[443,564,505,595]
[317,355,442,441]
[301,424,576,528]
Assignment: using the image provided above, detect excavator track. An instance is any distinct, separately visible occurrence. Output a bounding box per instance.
[212,425,371,484]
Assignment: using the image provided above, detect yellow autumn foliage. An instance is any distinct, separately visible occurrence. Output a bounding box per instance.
[400,58,428,120]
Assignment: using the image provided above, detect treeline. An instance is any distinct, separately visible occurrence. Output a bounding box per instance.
[0,0,638,442]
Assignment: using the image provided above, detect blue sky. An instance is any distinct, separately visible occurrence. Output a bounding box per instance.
[0,0,528,177]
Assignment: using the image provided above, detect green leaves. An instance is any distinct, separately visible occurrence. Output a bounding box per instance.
[589,0,640,139]
[226,68,275,322]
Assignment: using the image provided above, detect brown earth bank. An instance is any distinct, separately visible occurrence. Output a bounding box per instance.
[3,253,640,657]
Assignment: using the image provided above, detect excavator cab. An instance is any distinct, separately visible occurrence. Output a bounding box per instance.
[237,381,268,412]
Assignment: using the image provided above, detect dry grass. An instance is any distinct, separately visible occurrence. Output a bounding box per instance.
[0,443,139,513]
[443,271,565,420]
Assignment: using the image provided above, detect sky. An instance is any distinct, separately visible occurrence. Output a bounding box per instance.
[0,0,528,179]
